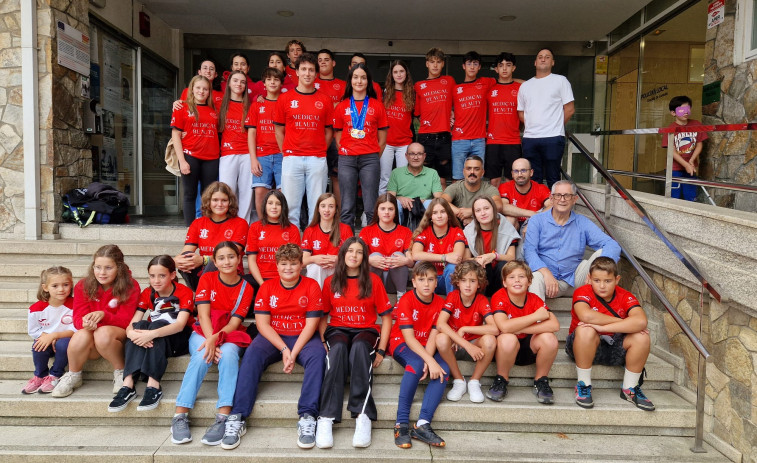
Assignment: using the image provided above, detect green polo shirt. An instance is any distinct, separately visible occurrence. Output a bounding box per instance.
[386,166,443,200]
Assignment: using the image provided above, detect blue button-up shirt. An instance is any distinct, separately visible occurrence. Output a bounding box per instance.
[524,210,621,287]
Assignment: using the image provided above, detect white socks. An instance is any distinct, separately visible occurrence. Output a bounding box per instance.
[416,419,429,427]
[622,369,642,390]
[576,367,592,386]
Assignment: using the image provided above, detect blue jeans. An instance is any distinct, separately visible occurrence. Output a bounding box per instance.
[281,156,328,227]
[451,138,486,180]
[251,153,283,189]
[175,331,241,409]
[231,334,325,419]
[392,342,448,424]
[435,263,456,296]
[31,337,70,378]
[671,170,697,201]
[338,153,380,229]
[521,136,566,188]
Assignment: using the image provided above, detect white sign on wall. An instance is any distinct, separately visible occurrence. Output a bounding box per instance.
[707,0,725,29]
[57,21,90,75]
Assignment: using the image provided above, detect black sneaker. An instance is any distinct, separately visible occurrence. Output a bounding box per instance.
[137,386,163,411]
[486,375,508,402]
[621,385,655,411]
[533,376,554,404]
[394,423,411,449]
[411,423,445,447]
[108,386,137,412]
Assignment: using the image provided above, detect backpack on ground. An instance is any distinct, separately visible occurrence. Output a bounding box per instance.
[62,182,130,227]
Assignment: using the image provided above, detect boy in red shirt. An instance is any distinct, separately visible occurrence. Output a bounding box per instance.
[486,52,522,188]
[315,48,347,206]
[451,51,494,181]
[415,48,455,187]
[489,261,559,404]
[390,261,448,449]
[285,40,305,86]
[222,244,327,449]
[566,257,654,411]
[661,95,708,201]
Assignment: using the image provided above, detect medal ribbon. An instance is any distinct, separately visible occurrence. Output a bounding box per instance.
[350,96,369,132]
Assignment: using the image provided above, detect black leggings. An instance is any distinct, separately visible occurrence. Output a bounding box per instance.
[182,154,219,226]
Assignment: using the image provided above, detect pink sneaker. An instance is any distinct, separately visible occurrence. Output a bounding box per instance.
[39,375,59,394]
[22,376,45,394]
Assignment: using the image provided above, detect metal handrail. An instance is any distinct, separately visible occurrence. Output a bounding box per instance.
[565,132,712,453]
[566,133,724,303]
[606,170,757,193]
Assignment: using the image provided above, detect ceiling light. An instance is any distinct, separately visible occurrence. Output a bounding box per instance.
[277,10,294,17]
[499,15,516,21]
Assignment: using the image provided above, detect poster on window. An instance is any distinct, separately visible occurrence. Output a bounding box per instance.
[101,137,118,185]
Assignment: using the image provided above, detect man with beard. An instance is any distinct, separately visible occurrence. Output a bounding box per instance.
[441,156,501,226]
[498,158,552,229]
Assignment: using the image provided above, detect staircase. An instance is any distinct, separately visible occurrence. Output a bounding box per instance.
[0,224,731,462]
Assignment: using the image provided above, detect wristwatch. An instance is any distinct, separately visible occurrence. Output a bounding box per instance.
[376,348,386,356]
[280,346,288,353]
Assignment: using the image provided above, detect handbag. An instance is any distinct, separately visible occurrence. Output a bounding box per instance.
[192,280,252,348]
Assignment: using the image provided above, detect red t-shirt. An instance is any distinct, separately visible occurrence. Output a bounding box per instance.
[180,87,223,108]
[413,226,467,275]
[72,279,141,330]
[322,273,392,330]
[254,276,324,336]
[385,91,414,146]
[245,98,280,157]
[302,223,353,256]
[170,104,220,160]
[359,223,412,256]
[249,76,296,100]
[220,100,249,156]
[315,77,347,106]
[491,290,549,339]
[273,89,334,157]
[286,66,298,87]
[498,180,551,223]
[333,97,389,155]
[414,76,456,134]
[388,291,444,354]
[452,78,494,141]
[246,222,302,280]
[195,272,253,325]
[185,216,248,256]
[137,282,196,326]
[660,120,709,171]
[442,291,492,341]
[486,81,522,145]
[570,285,641,335]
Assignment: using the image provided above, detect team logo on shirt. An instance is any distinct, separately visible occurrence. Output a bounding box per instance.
[412,309,419,321]
[457,87,463,94]
[224,229,233,239]
[367,107,375,115]
[199,229,209,239]
[344,108,351,116]
[511,89,518,97]
[315,101,324,109]
[259,106,266,113]
[491,90,498,97]
[454,308,461,319]
[315,83,320,89]
[476,83,483,90]
[371,237,380,247]
[209,290,217,301]
[298,296,309,308]
[420,83,427,89]
[312,240,322,250]
[197,289,207,299]
[428,243,435,253]
[334,292,342,299]
[334,83,342,90]
[395,239,403,248]
[61,314,73,325]
[422,120,431,127]
[441,79,448,85]
[290,100,299,108]
[282,231,290,241]
[269,295,279,308]
[258,231,266,240]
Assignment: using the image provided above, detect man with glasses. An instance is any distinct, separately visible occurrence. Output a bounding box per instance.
[386,142,443,224]
[498,158,552,229]
[523,180,620,301]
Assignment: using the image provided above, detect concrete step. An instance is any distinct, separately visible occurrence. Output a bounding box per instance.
[0,339,675,387]
[0,380,694,435]
[0,254,164,281]
[0,239,179,256]
[58,223,187,242]
[0,425,729,462]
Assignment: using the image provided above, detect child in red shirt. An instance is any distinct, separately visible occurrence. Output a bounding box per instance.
[567,257,654,411]
[435,261,498,403]
[222,244,326,450]
[302,193,353,287]
[489,261,559,404]
[52,245,140,398]
[390,261,448,449]
[246,190,301,286]
[315,237,393,448]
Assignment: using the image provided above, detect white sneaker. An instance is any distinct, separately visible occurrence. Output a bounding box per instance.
[112,369,124,394]
[51,372,83,398]
[468,379,485,403]
[446,378,467,401]
[352,413,372,448]
[315,416,334,449]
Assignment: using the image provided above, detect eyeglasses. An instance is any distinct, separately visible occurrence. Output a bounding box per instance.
[407,152,426,157]
[512,169,530,175]
[552,193,576,200]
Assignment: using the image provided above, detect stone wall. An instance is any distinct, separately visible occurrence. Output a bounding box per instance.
[703,0,757,212]
[0,0,90,238]
[620,262,756,463]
